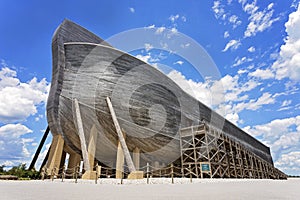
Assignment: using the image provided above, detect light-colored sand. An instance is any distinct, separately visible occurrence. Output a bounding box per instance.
[1,178,299,200]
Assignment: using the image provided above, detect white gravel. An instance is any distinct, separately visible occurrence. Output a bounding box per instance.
[1,178,299,200]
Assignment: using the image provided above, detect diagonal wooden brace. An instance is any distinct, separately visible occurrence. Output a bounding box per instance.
[106,97,136,172]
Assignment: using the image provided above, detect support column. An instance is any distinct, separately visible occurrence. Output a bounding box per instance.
[59,150,67,173]
[67,152,81,173]
[116,141,125,179]
[87,125,98,170]
[46,134,64,176]
[82,125,98,179]
[133,147,140,170]
[106,97,143,179]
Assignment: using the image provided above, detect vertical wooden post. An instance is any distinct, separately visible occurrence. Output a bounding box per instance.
[75,164,79,183]
[147,162,150,184]
[171,163,174,184]
[189,164,192,183]
[116,140,125,179]
[46,134,64,176]
[95,163,98,184]
[67,152,81,175]
[133,147,140,170]
[61,165,65,182]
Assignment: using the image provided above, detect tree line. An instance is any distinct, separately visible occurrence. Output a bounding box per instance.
[0,164,40,179]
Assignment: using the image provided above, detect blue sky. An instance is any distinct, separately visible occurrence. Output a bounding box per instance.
[0,0,300,175]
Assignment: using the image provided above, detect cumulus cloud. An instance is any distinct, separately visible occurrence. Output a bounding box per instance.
[167,70,266,125]
[248,68,275,79]
[243,1,280,38]
[0,123,33,166]
[276,151,300,175]
[243,116,300,174]
[272,5,300,81]
[222,39,241,52]
[234,92,275,113]
[136,54,151,63]
[0,67,49,123]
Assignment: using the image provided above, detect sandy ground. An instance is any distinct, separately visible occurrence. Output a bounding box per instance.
[1,178,299,200]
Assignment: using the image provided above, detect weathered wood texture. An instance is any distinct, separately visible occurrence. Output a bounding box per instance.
[47,20,274,168]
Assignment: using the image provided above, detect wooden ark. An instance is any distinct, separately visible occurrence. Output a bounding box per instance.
[44,20,286,179]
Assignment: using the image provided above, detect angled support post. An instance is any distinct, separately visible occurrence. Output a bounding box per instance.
[106,97,136,172]
[74,98,91,171]
[29,126,50,170]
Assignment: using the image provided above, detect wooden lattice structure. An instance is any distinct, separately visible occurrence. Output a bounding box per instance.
[180,123,287,179]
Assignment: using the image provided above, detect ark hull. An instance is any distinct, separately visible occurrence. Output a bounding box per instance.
[47,20,273,168]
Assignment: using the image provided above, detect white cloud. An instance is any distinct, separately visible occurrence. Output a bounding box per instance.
[243,1,280,38]
[146,24,155,29]
[224,31,230,38]
[167,70,217,107]
[267,3,274,10]
[181,16,187,22]
[229,15,242,28]
[248,46,256,52]
[167,70,260,116]
[173,60,184,65]
[0,123,32,138]
[243,116,300,174]
[276,151,300,175]
[232,56,252,67]
[136,54,151,63]
[155,27,166,34]
[234,92,275,113]
[169,14,180,23]
[129,7,135,13]
[212,1,225,19]
[248,68,275,79]
[144,43,153,52]
[170,27,178,34]
[0,123,33,165]
[243,116,300,145]
[225,112,240,125]
[222,39,241,52]
[180,43,190,48]
[272,5,300,81]
[0,67,49,123]
[281,100,292,107]
[238,69,248,74]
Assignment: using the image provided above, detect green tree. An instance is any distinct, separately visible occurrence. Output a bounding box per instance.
[0,165,5,174]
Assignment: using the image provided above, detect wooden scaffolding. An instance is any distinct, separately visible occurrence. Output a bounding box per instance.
[180,123,287,179]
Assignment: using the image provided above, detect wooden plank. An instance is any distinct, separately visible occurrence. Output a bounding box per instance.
[74,98,91,171]
[106,97,136,172]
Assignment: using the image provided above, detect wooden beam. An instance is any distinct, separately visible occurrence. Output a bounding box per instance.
[29,126,50,170]
[106,97,136,172]
[74,98,91,171]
